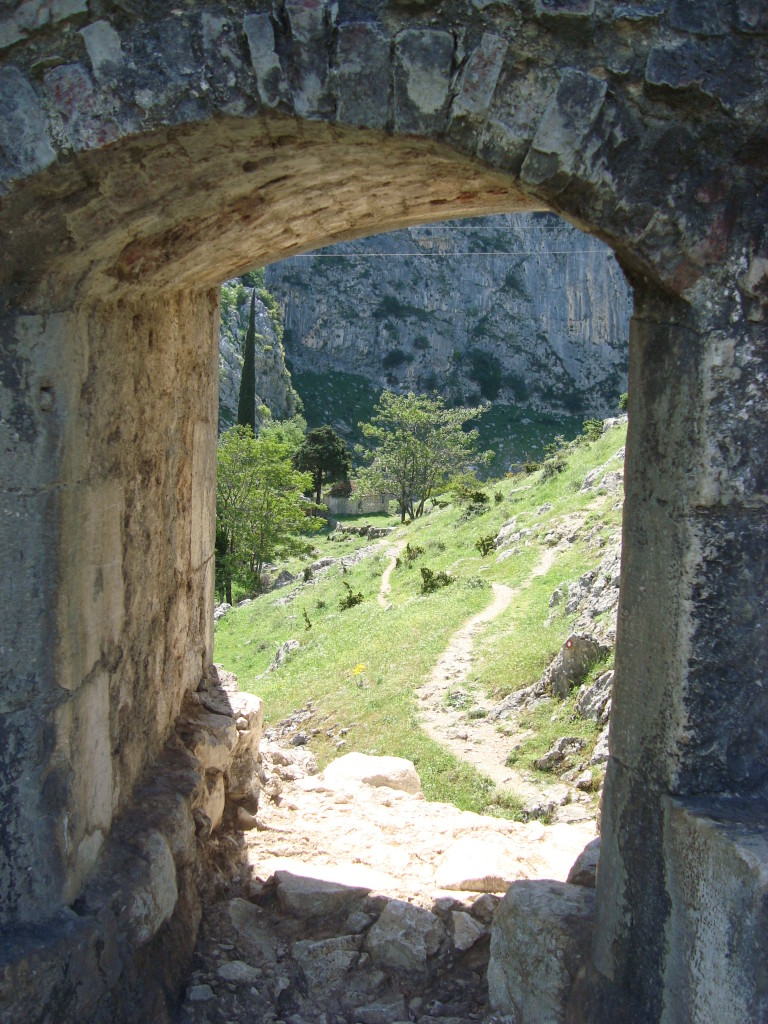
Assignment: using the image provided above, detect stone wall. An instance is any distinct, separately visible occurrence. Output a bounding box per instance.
[0,1,766,1021]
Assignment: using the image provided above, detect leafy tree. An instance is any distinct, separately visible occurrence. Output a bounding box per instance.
[261,414,307,460]
[216,425,316,602]
[236,290,257,432]
[295,425,351,504]
[357,391,487,523]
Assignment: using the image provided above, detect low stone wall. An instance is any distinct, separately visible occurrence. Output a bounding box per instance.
[326,493,393,516]
[0,668,263,1024]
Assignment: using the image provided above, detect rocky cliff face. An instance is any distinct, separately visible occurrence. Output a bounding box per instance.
[265,213,631,417]
[219,286,299,433]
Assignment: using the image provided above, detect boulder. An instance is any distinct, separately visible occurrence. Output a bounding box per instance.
[364,900,444,972]
[351,996,408,1024]
[566,837,600,889]
[575,669,614,724]
[451,910,486,951]
[275,866,376,919]
[543,634,607,698]
[589,726,610,765]
[488,880,595,1022]
[213,602,231,621]
[321,753,422,795]
[267,638,300,672]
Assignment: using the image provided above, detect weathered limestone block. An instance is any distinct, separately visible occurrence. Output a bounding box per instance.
[336,22,390,129]
[122,830,178,946]
[285,0,334,117]
[452,33,507,120]
[0,67,55,179]
[567,837,600,889]
[80,21,124,82]
[660,795,768,1024]
[185,710,239,773]
[364,899,444,972]
[394,29,454,134]
[244,12,287,107]
[488,880,595,1022]
[275,867,374,919]
[521,69,607,193]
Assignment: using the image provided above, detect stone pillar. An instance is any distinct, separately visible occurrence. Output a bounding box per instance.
[0,288,219,928]
[593,282,768,1023]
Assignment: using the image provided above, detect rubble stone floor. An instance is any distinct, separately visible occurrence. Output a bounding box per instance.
[177,741,595,1024]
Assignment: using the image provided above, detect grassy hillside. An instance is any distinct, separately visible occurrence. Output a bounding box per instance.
[214,420,626,817]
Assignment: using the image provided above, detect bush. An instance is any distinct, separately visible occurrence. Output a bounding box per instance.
[395,541,425,568]
[421,567,454,594]
[523,461,541,474]
[494,490,504,504]
[414,335,430,350]
[475,534,496,556]
[582,418,603,442]
[328,479,352,497]
[340,580,364,610]
[619,392,628,411]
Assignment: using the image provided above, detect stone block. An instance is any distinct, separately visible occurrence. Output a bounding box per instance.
[285,0,333,117]
[275,866,375,919]
[336,22,390,129]
[122,831,178,946]
[394,29,454,135]
[244,12,287,107]
[521,69,607,192]
[80,20,124,82]
[669,0,730,35]
[661,794,768,1024]
[452,32,507,119]
[187,711,239,773]
[0,68,55,180]
[488,879,595,1022]
[365,899,444,972]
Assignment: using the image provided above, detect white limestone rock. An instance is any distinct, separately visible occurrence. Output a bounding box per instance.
[321,753,422,795]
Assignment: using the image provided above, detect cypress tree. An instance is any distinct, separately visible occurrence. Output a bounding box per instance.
[236,290,257,432]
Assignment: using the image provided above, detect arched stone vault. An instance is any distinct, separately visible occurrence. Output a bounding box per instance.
[0,2,766,1022]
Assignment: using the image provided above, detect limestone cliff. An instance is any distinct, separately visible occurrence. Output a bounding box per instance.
[218,284,299,433]
[265,213,631,417]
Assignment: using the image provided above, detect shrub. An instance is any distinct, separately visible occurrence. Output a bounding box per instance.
[494,490,504,504]
[467,347,503,401]
[414,335,430,350]
[421,567,454,594]
[582,418,603,442]
[396,541,425,568]
[476,534,496,556]
[619,392,628,411]
[340,580,364,610]
[523,461,541,474]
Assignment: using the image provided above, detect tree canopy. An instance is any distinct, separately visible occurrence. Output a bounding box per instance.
[357,391,486,522]
[216,425,316,602]
[294,425,351,504]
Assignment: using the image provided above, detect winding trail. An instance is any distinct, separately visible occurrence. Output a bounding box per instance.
[377,539,407,607]
[416,546,592,821]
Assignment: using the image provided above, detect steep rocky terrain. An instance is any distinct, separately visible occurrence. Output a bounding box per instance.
[265,214,631,419]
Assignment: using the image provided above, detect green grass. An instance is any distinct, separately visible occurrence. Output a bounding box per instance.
[215,420,627,816]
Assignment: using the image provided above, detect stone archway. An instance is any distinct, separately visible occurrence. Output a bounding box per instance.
[0,4,766,1022]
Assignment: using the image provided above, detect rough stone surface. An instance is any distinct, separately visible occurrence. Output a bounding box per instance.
[488,880,596,1022]
[365,900,445,972]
